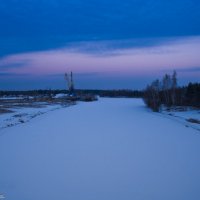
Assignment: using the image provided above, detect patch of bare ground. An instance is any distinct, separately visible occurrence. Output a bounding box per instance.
[186,118,200,124]
[0,108,14,114]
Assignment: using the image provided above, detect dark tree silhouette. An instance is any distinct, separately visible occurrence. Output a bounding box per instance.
[143,71,200,112]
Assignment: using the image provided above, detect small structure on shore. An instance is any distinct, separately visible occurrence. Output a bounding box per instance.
[64,72,98,102]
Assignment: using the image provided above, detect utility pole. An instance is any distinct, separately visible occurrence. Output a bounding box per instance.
[64,73,70,91]
[64,72,74,95]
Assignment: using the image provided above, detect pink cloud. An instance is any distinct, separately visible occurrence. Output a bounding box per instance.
[0,36,200,77]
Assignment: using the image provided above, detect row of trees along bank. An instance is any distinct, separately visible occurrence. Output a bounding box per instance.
[143,71,200,112]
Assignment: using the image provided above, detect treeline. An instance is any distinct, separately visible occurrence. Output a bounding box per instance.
[143,71,200,112]
[0,90,57,97]
[76,89,143,98]
[0,89,143,98]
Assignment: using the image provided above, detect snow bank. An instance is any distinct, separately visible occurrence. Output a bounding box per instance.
[161,107,200,131]
[0,104,65,129]
[54,93,68,98]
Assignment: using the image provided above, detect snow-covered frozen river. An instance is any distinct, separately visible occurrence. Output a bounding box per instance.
[0,98,200,200]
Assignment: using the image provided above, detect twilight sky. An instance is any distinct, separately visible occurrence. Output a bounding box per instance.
[0,0,200,90]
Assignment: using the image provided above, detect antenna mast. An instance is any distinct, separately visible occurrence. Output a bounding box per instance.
[64,72,74,95]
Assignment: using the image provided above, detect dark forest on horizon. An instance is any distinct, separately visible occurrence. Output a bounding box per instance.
[0,89,143,98]
[143,71,200,111]
[0,80,200,107]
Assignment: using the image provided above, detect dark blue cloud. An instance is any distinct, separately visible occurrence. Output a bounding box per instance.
[0,0,200,57]
[0,62,27,70]
[177,67,200,72]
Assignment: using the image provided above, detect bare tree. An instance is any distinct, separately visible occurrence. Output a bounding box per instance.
[171,70,177,105]
[162,74,172,106]
[143,79,161,112]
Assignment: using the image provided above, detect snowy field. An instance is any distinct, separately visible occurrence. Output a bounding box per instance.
[0,104,64,130]
[0,98,200,200]
[161,107,200,131]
